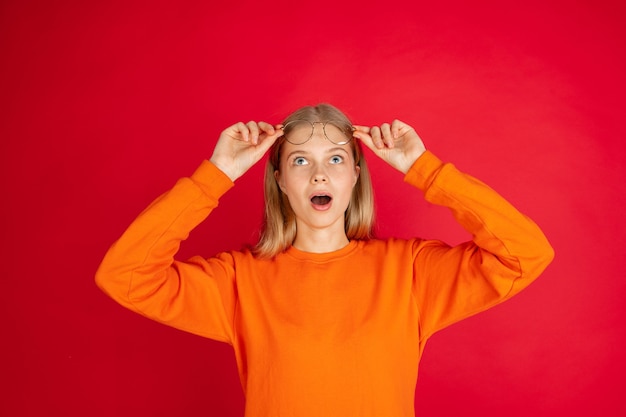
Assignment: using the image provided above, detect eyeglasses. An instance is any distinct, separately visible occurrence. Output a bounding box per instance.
[281,120,356,145]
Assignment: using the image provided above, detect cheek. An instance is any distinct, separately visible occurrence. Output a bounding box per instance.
[278,170,306,195]
[335,172,359,199]
[337,165,359,186]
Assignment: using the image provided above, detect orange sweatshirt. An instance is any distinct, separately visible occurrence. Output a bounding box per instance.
[95,151,554,417]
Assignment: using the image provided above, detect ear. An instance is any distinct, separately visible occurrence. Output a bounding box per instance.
[274,170,286,193]
[353,164,360,186]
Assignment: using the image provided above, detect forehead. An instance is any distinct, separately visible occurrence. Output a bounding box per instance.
[281,136,353,156]
[280,135,354,162]
[284,120,349,138]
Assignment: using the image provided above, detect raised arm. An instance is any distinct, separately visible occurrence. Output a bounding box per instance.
[355,121,554,338]
[408,151,554,338]
[95,122,282,342]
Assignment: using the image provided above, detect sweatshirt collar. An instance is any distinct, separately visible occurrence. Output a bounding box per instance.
[284,240,359,262]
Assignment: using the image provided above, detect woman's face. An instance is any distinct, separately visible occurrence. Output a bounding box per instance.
[275,123,360,235]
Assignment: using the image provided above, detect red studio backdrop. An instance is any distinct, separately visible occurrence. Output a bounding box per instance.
[1,1,625,416]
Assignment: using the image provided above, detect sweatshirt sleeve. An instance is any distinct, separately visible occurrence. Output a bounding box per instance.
[405,151,554,340]
[95,160,238,344]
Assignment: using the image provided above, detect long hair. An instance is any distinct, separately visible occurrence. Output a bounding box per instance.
[254,104,375,258]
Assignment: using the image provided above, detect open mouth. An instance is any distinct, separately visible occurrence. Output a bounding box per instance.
[310,194,332,206]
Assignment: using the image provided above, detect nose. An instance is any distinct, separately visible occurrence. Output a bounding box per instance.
[311,172,328,184]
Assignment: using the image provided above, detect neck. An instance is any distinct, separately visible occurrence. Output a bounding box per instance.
[292,224,350,254]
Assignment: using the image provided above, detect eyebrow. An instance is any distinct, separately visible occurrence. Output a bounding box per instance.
[285,147,350,160]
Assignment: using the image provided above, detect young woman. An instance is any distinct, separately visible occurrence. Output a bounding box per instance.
[96,104,554,417]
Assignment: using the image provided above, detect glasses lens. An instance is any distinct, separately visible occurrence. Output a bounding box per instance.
[283,120,314,145]
[323,121,354,145]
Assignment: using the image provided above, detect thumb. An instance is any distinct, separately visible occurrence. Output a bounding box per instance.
[353,129,380,154]
[255,129,282,155]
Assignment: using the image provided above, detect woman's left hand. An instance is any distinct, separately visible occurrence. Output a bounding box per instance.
[353,120,426,174]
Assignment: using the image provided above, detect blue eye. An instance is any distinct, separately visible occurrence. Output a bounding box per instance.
[294,157,308,166]
[330,155,344,164]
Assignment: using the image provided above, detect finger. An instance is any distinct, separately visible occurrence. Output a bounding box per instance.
[380,123,394,148]
[274,124,285,138]
[258,121,276,136]
[246,121,260,144]
[391,119,410,138]
[353,125,371,134]
[370,126,384,149]
[257,122,283,148]
[254,129,281,154]
[353,129,378,153]
[234,121,250,142]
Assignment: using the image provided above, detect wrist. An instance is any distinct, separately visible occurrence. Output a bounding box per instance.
[209,157,239,182]
[398,149,427,174]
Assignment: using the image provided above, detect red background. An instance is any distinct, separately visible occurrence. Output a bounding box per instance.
[2,0,625,416]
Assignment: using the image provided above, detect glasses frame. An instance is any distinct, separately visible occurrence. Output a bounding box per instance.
[281,120,356,146]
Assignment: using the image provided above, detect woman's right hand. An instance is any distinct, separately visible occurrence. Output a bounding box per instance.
[209,121,283,181]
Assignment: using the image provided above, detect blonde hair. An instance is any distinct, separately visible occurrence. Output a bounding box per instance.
[254,104,375,258]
